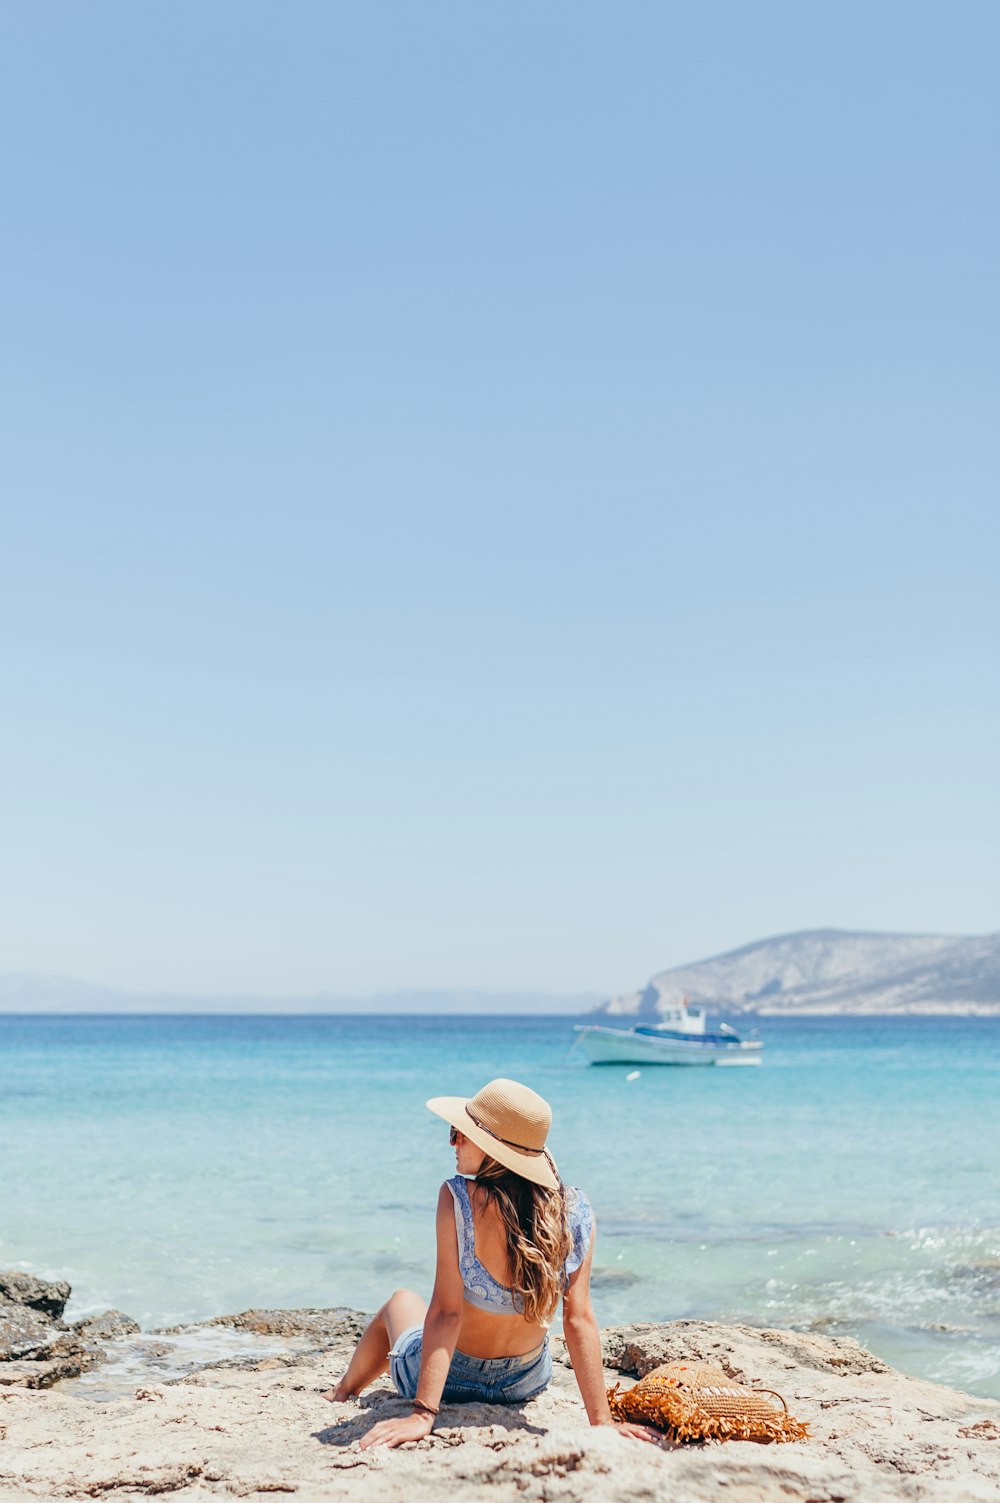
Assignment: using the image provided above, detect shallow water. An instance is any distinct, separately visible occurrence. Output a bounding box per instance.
[65,1327,311,1402]
[2,1013,998,1398]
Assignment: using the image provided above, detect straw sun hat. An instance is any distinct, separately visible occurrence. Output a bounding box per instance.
[426,1078,560,1190]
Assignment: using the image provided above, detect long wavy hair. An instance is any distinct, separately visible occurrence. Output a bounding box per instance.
[473,1155,572,1323]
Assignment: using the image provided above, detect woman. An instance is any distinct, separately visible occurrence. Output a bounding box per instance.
[322,1077,658,1449]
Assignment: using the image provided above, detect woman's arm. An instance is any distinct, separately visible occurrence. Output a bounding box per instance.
[410,1185,465,1414]
[562,1215,660,1444]
[359,1184,465,1450]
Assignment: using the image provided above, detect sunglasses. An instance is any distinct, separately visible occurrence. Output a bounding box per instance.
[449,1126,459,1146]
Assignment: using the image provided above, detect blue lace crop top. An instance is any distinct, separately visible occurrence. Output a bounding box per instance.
[445,1175,595,1317]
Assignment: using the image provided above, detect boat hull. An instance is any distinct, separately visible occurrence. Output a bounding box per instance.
[573,1025,762,1066]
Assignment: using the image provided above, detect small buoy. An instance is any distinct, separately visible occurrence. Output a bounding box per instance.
[625,1070,641,1081]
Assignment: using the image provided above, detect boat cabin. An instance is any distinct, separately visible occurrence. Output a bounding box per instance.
[650,1004,706,1035]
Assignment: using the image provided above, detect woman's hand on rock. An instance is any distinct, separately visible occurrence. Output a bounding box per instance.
[358,1411,435,1450]
[613,1420,663,1444]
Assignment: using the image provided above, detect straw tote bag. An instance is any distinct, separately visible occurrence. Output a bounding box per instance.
[608,1360,810,1444]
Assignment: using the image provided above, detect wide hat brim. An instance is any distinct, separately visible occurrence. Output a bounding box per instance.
[427,1095,560,1190]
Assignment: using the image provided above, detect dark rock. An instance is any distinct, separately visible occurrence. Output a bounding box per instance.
[171,1351,314,1378]
[0,1301,63,1362]
[72,1309,141,1342]
[0,1278,103,1385]
[44,1332,99,1374]
[0,1270,71,1320]
[0,1274,144,1388]
[158,1306,368,1343]
[0,1352,88,1389]
[0,1328,93,1386]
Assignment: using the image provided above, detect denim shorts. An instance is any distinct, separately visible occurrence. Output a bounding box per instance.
[388,1324,552,1405]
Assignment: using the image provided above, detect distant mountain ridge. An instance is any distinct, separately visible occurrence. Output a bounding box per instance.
[3,929,998,1016]
[599,929,1000,1018]
[0,972,597,1016]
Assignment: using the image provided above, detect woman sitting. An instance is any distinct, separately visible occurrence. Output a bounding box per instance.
[323,1077,658,1449]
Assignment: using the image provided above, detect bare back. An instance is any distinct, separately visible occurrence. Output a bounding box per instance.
[455,1184,550,1358]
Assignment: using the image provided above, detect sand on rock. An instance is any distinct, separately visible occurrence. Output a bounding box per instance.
[1,1318,998,1502]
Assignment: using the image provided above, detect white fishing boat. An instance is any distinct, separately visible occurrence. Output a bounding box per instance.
[573,1001,762,1066]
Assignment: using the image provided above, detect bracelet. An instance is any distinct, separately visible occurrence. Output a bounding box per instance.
[412,1398,439,1417]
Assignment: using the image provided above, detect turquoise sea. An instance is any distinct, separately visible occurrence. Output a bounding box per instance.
[2,1014,998,1400]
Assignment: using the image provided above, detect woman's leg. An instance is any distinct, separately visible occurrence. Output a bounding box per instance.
[322,1289,428,1401]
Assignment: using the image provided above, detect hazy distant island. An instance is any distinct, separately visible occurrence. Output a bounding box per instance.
[0,975,600,1016]
[1,928,998,1016]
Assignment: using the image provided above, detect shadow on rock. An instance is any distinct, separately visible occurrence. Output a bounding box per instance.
[313,1390,549,1447]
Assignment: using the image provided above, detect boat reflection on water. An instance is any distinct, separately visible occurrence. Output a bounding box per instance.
[572,1000,762,1066]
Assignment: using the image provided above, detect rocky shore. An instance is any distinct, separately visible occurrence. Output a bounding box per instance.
[2,1273,999,1501]
[0,1271,142,1390]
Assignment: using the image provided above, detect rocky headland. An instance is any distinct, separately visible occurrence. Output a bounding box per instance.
[2,1272,1000,1501]
[599,929,1000,1017]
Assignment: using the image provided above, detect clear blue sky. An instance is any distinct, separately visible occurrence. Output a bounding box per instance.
[2,2,997,996]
